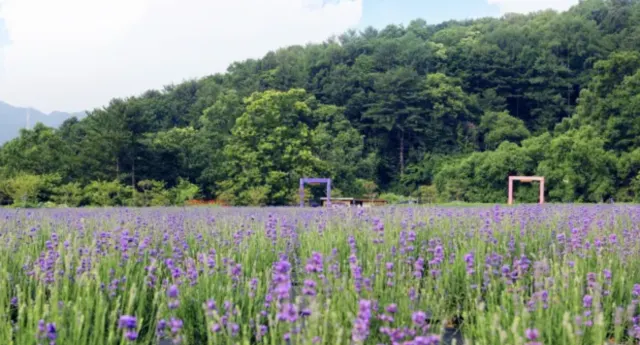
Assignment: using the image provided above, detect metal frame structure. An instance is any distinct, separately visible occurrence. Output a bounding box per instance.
[299,178,331,207]
[508,176,545,205]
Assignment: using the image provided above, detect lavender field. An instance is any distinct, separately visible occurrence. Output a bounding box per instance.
[2,205,640,345]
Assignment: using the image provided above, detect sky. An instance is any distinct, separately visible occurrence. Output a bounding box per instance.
[0,0,579,114]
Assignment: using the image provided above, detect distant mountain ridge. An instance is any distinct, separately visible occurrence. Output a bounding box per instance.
[0,101,86,144]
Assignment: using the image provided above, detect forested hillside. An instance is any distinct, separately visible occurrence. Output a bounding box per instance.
[2,0,640,206]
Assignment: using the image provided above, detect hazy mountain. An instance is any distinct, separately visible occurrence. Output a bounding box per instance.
[0,101,86,144]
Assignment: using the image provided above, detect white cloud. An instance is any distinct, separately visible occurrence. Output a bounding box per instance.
[0,0,362,112]
[488,0,579,15]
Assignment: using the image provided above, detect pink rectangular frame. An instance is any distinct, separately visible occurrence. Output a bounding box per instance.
[508,176,545,205]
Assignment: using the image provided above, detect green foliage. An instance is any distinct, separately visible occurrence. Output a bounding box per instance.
[135,180,171,207]
[52,182,84,207]
[4,0,640,205]
[537,126,617,202]
[415,185,438,204]
[479,111,531,150]
[171,178,200,205]
[219,89,320,205]
[84,181,131,207]
[378,192,413,204]
[356,179,379,200]
[0,173,51,207]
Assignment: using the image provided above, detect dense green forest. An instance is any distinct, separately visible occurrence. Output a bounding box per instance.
[3,0,640,206]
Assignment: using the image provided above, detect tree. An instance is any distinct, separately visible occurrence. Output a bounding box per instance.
[219,89,322,205]
[479,111,531,149]
[537,126,617,202]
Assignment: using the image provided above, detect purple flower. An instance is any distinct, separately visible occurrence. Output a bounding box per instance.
[125,330,138,341]
[305,252,324,273]
[157,319,167,337]
[386,304,398,314]
[46,323,57,341]
[167,284,179,298]
[464,252,475,275]
[277,303,298,323]
[583,295,593,308]
[169,300,180,310]
[169,317,183,334]
[525,328,539,341]
[119,315,137,330]
[413,335,440,345]
[412,311,427,326]
[206,299,217,311]
[352,299,372,343]
[303,279,317,296]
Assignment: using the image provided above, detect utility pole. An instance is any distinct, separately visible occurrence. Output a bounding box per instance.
[26,108,30,130]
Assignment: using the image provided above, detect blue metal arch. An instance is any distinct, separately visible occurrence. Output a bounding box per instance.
[299,178,331,207]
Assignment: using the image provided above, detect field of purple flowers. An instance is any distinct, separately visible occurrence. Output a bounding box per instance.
[1,205,640,345]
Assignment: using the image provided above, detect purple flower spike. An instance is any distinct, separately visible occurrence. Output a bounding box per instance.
[412,311,427,326]
[119,315,137,330]
[386,304,398,314]
[167,284,179,298]
[277,303,298,323]
[46,323,57,341]
[525,328,539,341]
[125,330,138,341]
[583,295,593,308]
[157,319,167,337]
[525,328,542,345]
[352,299,372,343]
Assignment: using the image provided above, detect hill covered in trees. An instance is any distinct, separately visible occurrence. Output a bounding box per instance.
[2,0,640,206]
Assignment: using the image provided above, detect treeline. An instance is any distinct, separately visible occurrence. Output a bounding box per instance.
[2,0,640,205]
[0,174,200,207]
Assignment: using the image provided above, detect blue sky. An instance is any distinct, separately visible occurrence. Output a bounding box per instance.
[360,0,500,28]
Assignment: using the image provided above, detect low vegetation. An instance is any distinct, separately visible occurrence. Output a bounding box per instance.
[2,205,639,345]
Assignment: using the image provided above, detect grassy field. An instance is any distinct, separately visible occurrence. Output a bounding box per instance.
[0,205,638,345]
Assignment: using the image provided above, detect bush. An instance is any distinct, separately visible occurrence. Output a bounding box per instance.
[135,180,171,207]
[171,178,200,205]
[84,180,130,207]
[379,193,415,204]
[415,185,438,204]
[0,173,56,207]
[52,182,85,207]
[244,186,270,206]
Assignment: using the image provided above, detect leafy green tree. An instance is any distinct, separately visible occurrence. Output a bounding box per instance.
[310,104,375,195]
[195,89,243,197]
[219,89,322,205]
[479,111,531,150]
[0,124,70,177]
[537,126,617,202]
